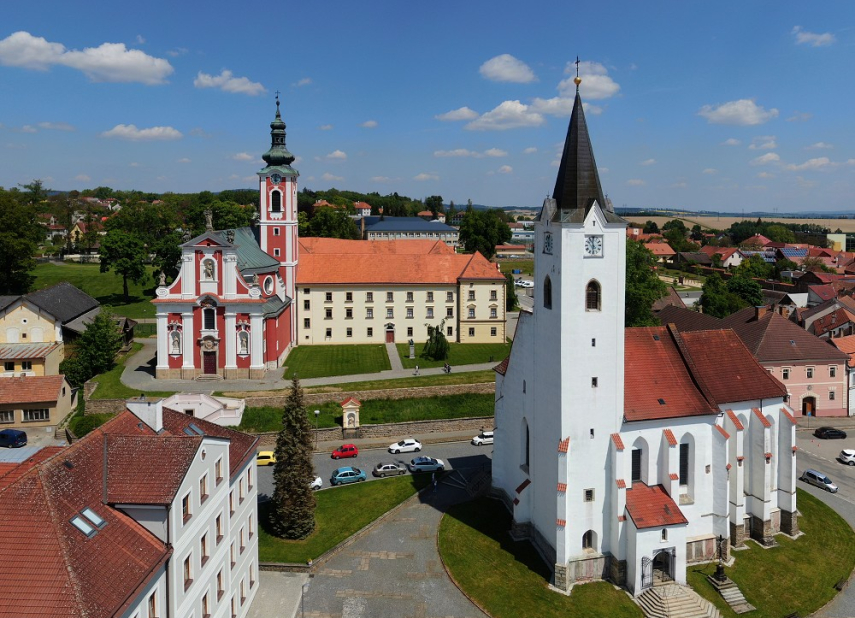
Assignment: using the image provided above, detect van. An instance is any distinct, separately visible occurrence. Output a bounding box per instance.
[800,469,838,493]
[0,429,27,448]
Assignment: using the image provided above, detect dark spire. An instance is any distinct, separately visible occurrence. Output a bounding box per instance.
[551,72,614,221]
[262,93,295,167]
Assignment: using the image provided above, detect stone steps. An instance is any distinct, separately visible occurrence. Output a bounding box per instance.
[637,584,722,618]
[707,577,755,614]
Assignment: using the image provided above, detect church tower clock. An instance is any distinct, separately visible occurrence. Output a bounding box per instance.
[257,94,299,304]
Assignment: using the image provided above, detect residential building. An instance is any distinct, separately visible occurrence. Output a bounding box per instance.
[352,201,372,217]
[699,245,743,269]
[0,374,75,430]
[644,240,675,264]
[26,281,102,342]
[494,243,528,258]
[0,294,64,376]
[830,334,855,416]
[416,210,446,223]
[492,84,798,597]
[0,399,259,618]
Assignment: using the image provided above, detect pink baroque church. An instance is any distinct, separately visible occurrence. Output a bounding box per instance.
[154,97,298,379]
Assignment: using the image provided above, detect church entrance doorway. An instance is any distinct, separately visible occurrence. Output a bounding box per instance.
[642,548,675,589]
[802,396,816,416]
[203,351,216,375]
[385,324,395,343]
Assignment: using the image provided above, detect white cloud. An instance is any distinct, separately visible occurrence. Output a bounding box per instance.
[360,120,378,128]
[807,142,833,150]
[785,157,834,171]
[294,77,312,87]
[750,152,781,165]
[20,125,37,133]
[189,127,210,138]
[129,162,140,167]
[37,121,74,131]
[640,158,656,166]
[698,99,779,125]
[484,148,507,157]
[599,167,609,174]
[414,172,439,181]
[371,176,392,182]
[530,96,573,117]
[178,157,191,163]
[101,124,182,140]
[0,31,173,84]
[435,107,479,121]
[498,165,513,174]
[757,172,775,179]
[319,124,333,131]
[232,152,254,161]
[465,100,544,131]
[434,147,508,158]
[792,26,836,47]
[847,159,855,166]
[671,182,688,188]
[787,112,812,122]
[325,149,347,160]
[558,60,620,100]
[749,135,777,150]
[321,172,344,182]
[194,69,265,96]
[523,147,537,154]
[795,176,816,188]
[136,35,145,44]
[702,168,718,175]
[583,103,603,115]
[75,174,90,182]
[166,47,188,58]
[627,179,646,186]
[479,54,537,83]
[722,138,741,146]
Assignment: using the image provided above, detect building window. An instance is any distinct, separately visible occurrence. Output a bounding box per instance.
[346,328,353,338]
[22,408,49,422]
[21,361,33,371]
[406,292,414,302]
[367,327,373,337]
[273,227,280,236]
[427,292,434,302]
[148,592,157,618]
[661,529,668,542]
[631,449,642,483]
[216,458,223,484]
[325,292,332,302]
[325,328,332,338]
[490,290,498,301]
[807,366,814,379]
[366,308,373,319]
[366,292,373,302]
[216,514,224,543]
[273,248,280,257]
[346,308,353,319]
[217,569,225,600]
[249,514,255,538]
[3,361,12,371]
[200,474,208,503]
[182,493,192,523]
[582,530,594,550]
[426,307,434,319]
[387,292,394,302]
[346,292,353,302]
[303,299,310,310]
[447,326,453,336]
[240,527,246,552]
[543,276,552,309]
[247,467,253,489]
[830,390,836,401]
[586,280,601,311]
[679,443,690,486]
[407,327,413,337]
[203,308,216,330]
[0,411,13,423]
[325,308,332,319]
[446,292,454,302]
[271,190,281,212]
[183,555,192,589]
[468,291,476,301]
[490,308,498,319]
[387,308,394,319]
[782,368,790,380]
[303,318,310,329]
[591,377,598,388]
[831,365,837,377]
[468,308,475,319]
[230,541,236,567]
[406,307,414,319]
[447,307,454,318]
[491,327,497,336]
[201,532,209,565]
[468,327,475,337]
[229,490,234,514]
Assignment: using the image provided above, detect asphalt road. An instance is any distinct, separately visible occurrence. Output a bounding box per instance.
[256,439,493,499]
[796,428,855,503]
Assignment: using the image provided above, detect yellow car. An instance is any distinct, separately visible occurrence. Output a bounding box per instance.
[256,451,276,466]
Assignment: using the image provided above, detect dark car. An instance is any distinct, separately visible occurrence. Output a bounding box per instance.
[0,429,27,448]
[814,427,847,440]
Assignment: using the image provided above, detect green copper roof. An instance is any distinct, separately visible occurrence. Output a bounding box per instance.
[261,96,296,168]
[213,227,280,274]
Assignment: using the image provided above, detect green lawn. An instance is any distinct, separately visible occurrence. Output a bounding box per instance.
[396,342,511,369]
[32,262,158,319]
[495,258,534,276]
[69,412,115,437]
[439,498,642,618]
[259,474,429,563]
[239,392,494,433]
[89,343,173,400]
[283,344,391,379]
[688,489,855,618]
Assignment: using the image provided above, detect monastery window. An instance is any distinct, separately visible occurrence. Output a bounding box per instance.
[582,530,595,551]
[468,327,475,337]
[216,458,223,484]
[203,308,216,331]
[407,307,414,319]
[521,419,530,472]
[325,308,333,319]
[427,292,434,302]
[366,308,374,319]
[229,490,234,515]
[491,327,497,336]
[584,488,594,502]
[387,292,394,302]
[543,276,552,309]
[447,307,454,318]
[346,328,353,338]
[426,307,434,319]
[271,190,281,212]
[387,308,394,319]
[591,377,598,388]
[446,292,454,302]
[447,326,453,336]
[202,592,210,617]
[325,292,333,302]
[182,492,192,523]
[346,308,353,319]
[217,569,225,600]
[407,292,414,302]
[830,365,837,378]
[407,327,413,337]
[468,290,476,301]
[325,328,332,339]
[782,368,790,380]
[230,541,236,567]
[216,514,223,543]
[366,292,373,302]
[468,308,475,319]
[201,532,209,566]
[304,288,310,294]
[346,292,353,302]
[23,409,49,422]
[679,443,690,486]
[304,300,310,310]
[490,290,498,301]
[239,478,245,503]
[592,338,596,347]
[304,318,310,329]
[367,327,373,337]
[200,474,208,503]
[586,280,601,311]
[807,366,814,379]
[490,307,498,319]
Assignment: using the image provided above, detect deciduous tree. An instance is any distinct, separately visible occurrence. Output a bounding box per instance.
[625,239,667,327]
[270,377,317,539]
[422,319,450,361]
[304,207,360,239]
[60,310,123,386]
[0,189,41,294]
[700,273,746,318]
[99,230,148,302]
[458,209,511,259]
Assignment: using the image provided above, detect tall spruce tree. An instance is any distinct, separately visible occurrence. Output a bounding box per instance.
[270,377,317,539]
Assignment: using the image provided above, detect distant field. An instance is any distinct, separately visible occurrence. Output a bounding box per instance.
[625,215,855,233]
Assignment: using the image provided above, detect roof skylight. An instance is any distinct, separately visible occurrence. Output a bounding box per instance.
[188,423,205,436]
[70,515,96,538]
[81,507,106,529]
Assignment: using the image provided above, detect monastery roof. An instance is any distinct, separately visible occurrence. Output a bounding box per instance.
[299,237,453,255]
[0,375,67,404]
[216,227,280,274]
[625,482,688,529]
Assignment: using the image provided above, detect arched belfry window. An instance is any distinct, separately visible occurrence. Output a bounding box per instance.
[271,190,282,213]
[543,276,552,309]
[586,280,601,311]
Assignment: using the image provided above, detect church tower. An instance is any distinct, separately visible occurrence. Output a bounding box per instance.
[257,95,299,303]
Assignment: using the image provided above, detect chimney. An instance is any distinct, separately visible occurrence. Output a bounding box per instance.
[754,305,768,321]
[127,396,164,432]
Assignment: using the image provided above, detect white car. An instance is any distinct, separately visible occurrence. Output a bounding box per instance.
[839,449,855,466]
[389,438,422,454]
[514,279,534,288]
[472,431,494,446]
[310,476,323,490]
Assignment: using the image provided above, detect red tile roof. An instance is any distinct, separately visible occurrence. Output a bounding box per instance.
[830,334,855,367]
[558,437,570,453]
[808,284,837,302]
[557,483,567,492]
[714,425,730,440]
[340,396,361,406]
[0,375,66,404]
[611,433,625,451]
[616,479,627,489]
[753,408,771,428]
[625,482,688,529]
[781,407,797,424]
[652,287,687,313]
[657,305,722,331]
[811,308,855,337]
[494,356,510,375]
[106,435,201,505]
[0,342,61,360]
[663,429,677,446]
[669,473,679,481]
[0,446,63,491]
[726,410,744,430]
[645,242,676,256]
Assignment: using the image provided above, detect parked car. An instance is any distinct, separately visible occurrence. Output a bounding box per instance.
[330,466,367,486]
[800,469,838,493]
[332,444,359,459]
[373,462,407,477]
[814,427,847,440]
[471,431,494,446]
[310,476,323,490]
[514,278,534,288]
[388,438,422,454]
[256,450,276,466]
[408,456,445,473]
[0,429,27,448]
[839,449,855,466]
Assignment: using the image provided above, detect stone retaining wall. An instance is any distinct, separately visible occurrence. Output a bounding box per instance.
[247,382,494,408]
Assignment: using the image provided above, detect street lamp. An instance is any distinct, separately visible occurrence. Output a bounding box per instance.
[314,409,320,450]
[301,581,310,617]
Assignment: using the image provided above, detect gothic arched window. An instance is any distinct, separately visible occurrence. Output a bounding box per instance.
[271,190,282,213]
[543,276,552,309]
[586,280,601,311]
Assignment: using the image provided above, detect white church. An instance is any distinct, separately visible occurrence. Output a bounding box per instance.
[491,76,799,596]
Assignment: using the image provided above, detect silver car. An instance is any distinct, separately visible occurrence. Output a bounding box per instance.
[801,469,838,493]
[839,449,855,466]
[372,462,407,477]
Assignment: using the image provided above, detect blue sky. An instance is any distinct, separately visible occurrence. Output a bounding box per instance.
[1,1,853,213]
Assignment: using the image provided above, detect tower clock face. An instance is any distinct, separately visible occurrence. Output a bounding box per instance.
[543,232,553,255]
[270,173,282,185]
[584,235,603,256]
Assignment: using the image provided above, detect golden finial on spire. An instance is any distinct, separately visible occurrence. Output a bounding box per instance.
[574,56,582,89]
